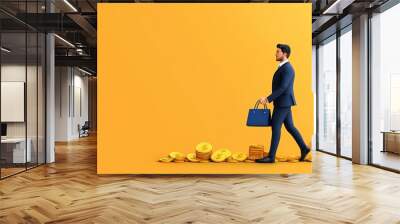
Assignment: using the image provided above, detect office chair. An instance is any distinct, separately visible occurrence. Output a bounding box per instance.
[79,121,90,138]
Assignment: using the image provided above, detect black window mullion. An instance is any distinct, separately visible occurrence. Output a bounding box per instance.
[36,0,39,167]
[336,30,341,157]
[316,45,320,151]
[25,0,28,171]
[367,11,373,165]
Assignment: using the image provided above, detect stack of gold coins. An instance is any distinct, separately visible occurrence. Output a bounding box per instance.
[248,144,265,160]
[195,142,212,161]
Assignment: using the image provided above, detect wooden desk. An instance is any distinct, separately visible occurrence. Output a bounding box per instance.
[382,131,400,154]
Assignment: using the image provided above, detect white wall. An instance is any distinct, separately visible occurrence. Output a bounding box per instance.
[1,66,26,137]
[55,67,89,141]
[72,72,89,138]
[55,66,70,141]
[1,63,46,164]
[1,65,40,137]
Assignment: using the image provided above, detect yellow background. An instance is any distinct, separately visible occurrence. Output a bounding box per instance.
[98,3,313,174]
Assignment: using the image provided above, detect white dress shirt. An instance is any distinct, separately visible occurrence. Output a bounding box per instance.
[278,59,289,68]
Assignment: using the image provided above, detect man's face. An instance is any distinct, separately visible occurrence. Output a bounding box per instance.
[275,48,285,61]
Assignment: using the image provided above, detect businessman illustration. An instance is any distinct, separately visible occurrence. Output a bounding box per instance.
[256,44,310,163]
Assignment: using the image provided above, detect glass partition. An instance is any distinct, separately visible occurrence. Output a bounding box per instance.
[317,35,337,154]
[0,1,46,179]
[1,30,28,177]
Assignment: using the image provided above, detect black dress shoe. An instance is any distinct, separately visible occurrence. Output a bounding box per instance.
[300,148,310,161]
[255,157,275,163]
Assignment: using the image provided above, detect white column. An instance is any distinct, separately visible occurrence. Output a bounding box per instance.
[352,14,369,164]
[46,33,55,163]
[45,1,56,163]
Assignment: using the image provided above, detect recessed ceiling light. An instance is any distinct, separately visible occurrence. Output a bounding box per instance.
[63,0,78,12]
[1,47,11,53]
[77,67,93,76]
[54,34,75,48]
[322,0,356,15]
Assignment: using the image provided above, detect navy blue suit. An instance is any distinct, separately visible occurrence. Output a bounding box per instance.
[266,62,308,159]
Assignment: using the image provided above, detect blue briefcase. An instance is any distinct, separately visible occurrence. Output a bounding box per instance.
[246,100,272,127]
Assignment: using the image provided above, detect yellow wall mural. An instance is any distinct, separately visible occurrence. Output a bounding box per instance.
[98,3,313,174]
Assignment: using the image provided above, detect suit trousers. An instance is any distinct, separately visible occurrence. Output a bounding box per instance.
[268,106,308,158]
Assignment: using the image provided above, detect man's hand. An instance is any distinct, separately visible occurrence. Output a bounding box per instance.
[259,97,269,105]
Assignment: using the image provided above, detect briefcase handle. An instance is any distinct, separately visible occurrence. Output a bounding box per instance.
[254,100,268,109]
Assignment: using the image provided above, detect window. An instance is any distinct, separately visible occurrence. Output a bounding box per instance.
[339,28,352,158]
[370,3,400,171]
[318,35,337,154]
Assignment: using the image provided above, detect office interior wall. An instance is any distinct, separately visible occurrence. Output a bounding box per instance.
[1,65,41,139]
[55,67,89,141]
[55,67,70,141]
[1,82,24,122]
[75,72,89,126]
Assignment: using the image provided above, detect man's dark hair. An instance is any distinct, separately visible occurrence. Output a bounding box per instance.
[277,44,291,58]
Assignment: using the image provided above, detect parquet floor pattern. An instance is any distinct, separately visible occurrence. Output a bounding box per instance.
[1,134,400,224]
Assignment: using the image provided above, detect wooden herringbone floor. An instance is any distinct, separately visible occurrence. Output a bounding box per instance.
[1,134,400,224]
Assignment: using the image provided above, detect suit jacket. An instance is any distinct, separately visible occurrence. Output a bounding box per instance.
[267,62,297,107]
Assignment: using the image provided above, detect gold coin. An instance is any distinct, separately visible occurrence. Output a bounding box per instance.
[174,155,186,161]
[287,159,299,163]
[232,152,247,162]
[159,157,173,163]
[250,144,264,149]
[169,152,185,159]
[195,142,213,153]
[245,159,255,163]
[186,153,200,162]
[226,157,239,163]
[287,155,300,161]
[276,156,287,162]
[211,154,226,162]
[214,148,232,158]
